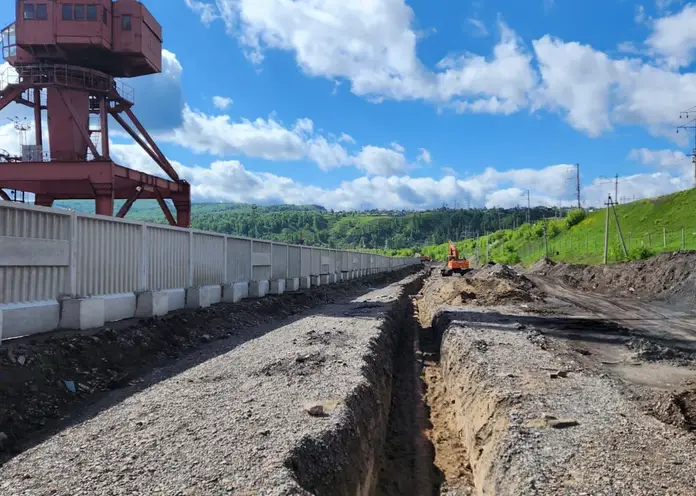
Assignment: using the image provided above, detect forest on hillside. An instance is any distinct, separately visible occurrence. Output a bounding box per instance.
[55,200,564,251]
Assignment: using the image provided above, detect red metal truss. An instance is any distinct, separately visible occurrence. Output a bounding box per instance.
[0,64,191,227]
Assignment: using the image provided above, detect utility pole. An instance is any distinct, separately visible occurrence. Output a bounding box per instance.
[575,163,581,209]
[603,195,610,264]
[522,190,531,225]
[614,174,619,205]
[677,107,696,188]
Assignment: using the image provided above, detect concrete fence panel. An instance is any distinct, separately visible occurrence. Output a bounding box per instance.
[301,247,312,277]
[288,246,301,278]
[227,237,252,283]
[311,248,321,275]
[0,203,71,304]
[252,240,272,281]
[192,231,226,286]
[335,251,344,273]
[271,243,289,280]
[76,215,141,297]
[320,249,330,275]
[147,225,190,291]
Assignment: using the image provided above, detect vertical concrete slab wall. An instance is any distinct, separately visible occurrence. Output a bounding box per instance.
[192,231,226,285]
[252,240,272,281]
[271,243,288,280]
[0,202,419,342]
[0,204,71,304]
[227,237,252,283]
[301,247,312,277]
[288,246,301,278]
[147,225,190,291]
[77,215,141,296]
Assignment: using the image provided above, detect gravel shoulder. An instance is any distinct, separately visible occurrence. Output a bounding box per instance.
[0,270,423,495]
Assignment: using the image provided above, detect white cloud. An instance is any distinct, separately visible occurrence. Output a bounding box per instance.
[628,147,689,169]
[212,96,234,110]
[467,18,488,37]
[161,106,413,174]
[351,145,408,176]
[185,0,218,25]
[185,2,537,114]
[339,133,355,144]
[635,4,647,24]
[646,4,696,68]
[390,142,405,153]
[112,140,694,210]
[417,148,432,164]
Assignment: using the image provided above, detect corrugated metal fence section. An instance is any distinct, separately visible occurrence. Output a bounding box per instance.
[0,202,419,305]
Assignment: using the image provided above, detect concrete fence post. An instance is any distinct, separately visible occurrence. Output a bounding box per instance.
[188,230,194,287]
[663,228,667,248]
[682,228,686,250]
[68,209,78,297]
[139,224,148,291]
[250,239,254,279]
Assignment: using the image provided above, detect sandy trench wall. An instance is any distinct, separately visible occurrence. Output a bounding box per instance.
[285,273,425,496]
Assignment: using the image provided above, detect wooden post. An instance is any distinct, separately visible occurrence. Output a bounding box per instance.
[663,228,667,248]
[682,229,686,250]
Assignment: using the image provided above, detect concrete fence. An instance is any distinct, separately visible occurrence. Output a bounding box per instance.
[0,202,420,341]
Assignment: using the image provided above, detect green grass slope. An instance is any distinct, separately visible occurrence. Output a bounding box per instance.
[422,188,696,266]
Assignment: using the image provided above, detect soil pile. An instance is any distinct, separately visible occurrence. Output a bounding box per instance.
[650,389,696,431]
[416,264,540,325]
[528,251,696,302]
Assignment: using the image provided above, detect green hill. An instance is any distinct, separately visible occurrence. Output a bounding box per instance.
[422,188,696,266]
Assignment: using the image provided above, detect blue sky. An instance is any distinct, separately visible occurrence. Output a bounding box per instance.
[2,0,696,210]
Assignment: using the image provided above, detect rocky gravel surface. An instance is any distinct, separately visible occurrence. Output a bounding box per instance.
[0,271,422,495]
[436,308,696,495]
[0,270,415,461]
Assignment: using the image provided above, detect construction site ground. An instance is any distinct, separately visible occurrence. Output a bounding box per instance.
[4,254,696,494]
[416,257,696,495]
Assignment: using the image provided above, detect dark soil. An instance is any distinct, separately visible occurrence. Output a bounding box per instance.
[651,389,696,431]
[527,251,696,302]
[0,269,417,463]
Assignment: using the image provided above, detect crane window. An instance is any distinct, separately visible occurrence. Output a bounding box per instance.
[87,5,97,21]
[62,4,73,20]
[122,14,132,31]
[23,5,35,20]
[36,4,48,20]
[74,4,85,20]
[103,6,108,25]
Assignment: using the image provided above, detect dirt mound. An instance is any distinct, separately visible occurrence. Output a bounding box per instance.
[627,337,696,365]
[651,390,696,431]
[416,265,540,324]
[527,251,696,301]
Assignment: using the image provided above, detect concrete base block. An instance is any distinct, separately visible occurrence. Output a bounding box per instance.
[103,293,136,322]
[0,300,60,340]
[311,275,321,287]
[341,272,349,281]
[320,274,330,285]
[186,285,222,309]
[60,297,105,330]
[136,291,169,318]
[299,276,311,289]
[222,282,249,303]
[270,279,286,295]
[249,280,270,298]
[285,278,300,291]
[164,288,186,311]
[330,273,339,284]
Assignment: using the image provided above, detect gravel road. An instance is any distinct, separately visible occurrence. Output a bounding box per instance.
[0,273,423,495]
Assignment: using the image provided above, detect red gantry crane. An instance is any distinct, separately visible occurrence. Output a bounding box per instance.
[0,0,190,226]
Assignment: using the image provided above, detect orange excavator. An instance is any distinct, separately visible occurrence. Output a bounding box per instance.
[440,241,471,277]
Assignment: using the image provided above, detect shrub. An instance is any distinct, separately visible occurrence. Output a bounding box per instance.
[565,208,586,229]
[628,245,654,261]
